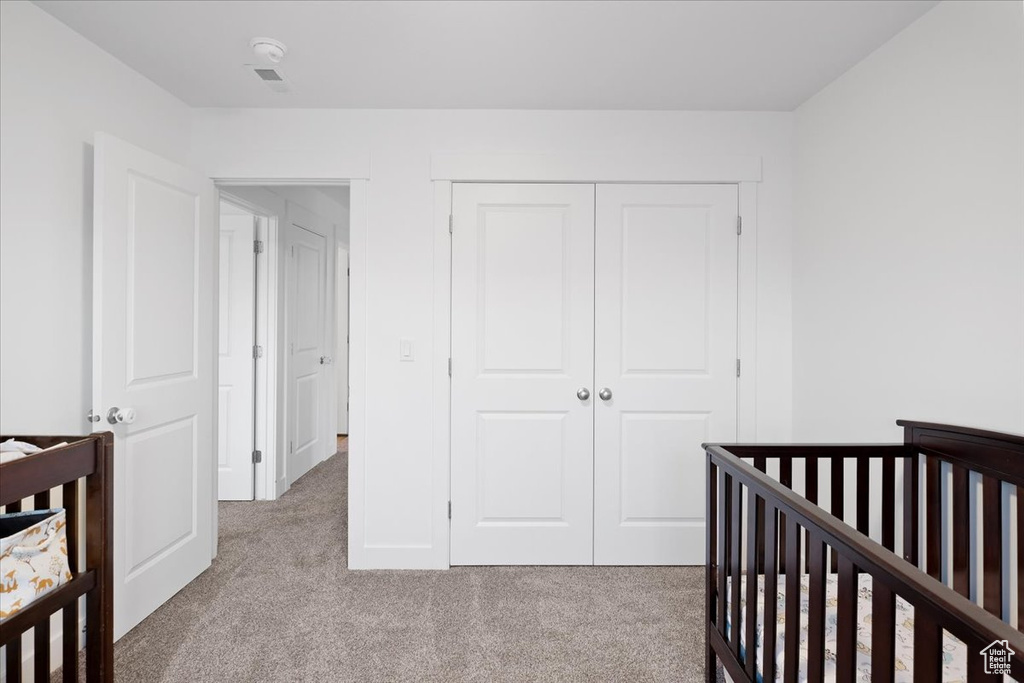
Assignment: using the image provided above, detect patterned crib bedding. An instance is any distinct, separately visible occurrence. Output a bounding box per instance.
[725,573,968,682]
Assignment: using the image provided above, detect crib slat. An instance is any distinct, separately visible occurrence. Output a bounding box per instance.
[779,459,792,575]
[783,516,800,683]
[904,453,919,566]
[754,458,766,573]
[912,613,941,683]
[1019,485,1023,629]
[806,533,827,683]
[762,505,779,683]
[966,642,987,683]
[706,457,718,682]
[730,476,742,660]
[744,492,759,680]
[872,580,896,683]
[856,455,870,536]
[881,455,896,551]
[718,472,729,635]
[63,480,81,682]
[805,458,818,573]
[925,457,941,579]
[830,456,844,572]
[64,602,79,683]
[35,490,52,681]
[950,464,970,598]
[835,556,857,683]
[5,499,22,681]
[981,475,1002,618]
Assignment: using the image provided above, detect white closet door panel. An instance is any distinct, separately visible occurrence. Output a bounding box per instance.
[451,183,595,565]
[594,184,738,565]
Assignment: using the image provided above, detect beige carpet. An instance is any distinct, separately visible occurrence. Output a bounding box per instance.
[66,441,709,682]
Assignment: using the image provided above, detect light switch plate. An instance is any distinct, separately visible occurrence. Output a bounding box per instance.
[399,338,414,361]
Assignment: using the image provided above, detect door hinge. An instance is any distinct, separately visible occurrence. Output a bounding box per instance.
[289,441,294,454]
[448,214,453,234]
[252,450,262,464]
[736,359,741,377]
[448,500,452,519]
[737,216,743,236]
[448,358,452,377]
[252,345,263,359]
[254,239,264,254]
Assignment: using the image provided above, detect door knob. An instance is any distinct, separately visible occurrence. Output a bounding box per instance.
[599,388,613,401]
[86,410,102,423]
[576,388,590,401]
[106,407,137,425]
[320,356,333,365]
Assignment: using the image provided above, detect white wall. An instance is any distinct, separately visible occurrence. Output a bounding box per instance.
[792,0,1024,441]
[0,0,192,434]
[191,109,795,567]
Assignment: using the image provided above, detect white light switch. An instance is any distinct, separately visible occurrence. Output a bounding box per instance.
[399,338,414,361]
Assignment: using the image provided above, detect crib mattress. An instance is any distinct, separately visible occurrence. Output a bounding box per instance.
[725,573,969,682]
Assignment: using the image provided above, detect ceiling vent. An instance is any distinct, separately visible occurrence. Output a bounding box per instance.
[247,65,289,93]
[254,68,283,82]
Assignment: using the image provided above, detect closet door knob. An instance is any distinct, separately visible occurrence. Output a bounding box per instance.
[599,388,613,401]
[576,388,590,401]
[106,407,136,425]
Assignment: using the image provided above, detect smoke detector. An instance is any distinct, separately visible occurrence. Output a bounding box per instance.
[249,37,287,64]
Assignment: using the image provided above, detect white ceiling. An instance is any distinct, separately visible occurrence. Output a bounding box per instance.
[33,0,938,111]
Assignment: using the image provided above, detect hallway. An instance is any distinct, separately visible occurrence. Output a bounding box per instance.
[82,444,707,682]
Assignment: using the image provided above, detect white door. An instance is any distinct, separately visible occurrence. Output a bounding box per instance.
[285,218,327,487]
[593,184,738,565]
[217,207,256,501]
[336,246,349,435]
[93,133,215,638]
[450,184,595,565]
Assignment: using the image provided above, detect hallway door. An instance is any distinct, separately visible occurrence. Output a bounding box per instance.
[285,213,328,487]
[218,206,257,500]
[450,183,596,565]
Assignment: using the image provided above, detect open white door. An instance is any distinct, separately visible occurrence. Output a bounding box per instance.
[93,133,216,639]
[285,215,328,487]
[336,246,349,435]
[218,207,256,501]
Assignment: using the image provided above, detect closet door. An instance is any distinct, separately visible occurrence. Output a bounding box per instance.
[594,184,738,565]
[450,184,595,565]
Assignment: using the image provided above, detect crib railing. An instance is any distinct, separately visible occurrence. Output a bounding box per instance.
[705,421,1024,683]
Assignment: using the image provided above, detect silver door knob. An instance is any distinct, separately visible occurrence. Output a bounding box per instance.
[320,356,333,365]
[106,407,136,425]
[599,388,613,401]
[86,410,102,423]
[577,388,590,401]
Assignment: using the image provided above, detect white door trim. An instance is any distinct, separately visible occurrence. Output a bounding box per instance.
[219,190,280,502]
[430,153,762,183]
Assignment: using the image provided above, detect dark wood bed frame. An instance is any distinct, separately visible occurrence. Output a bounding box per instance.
[0,432,113,682]
[705,420,1024,682]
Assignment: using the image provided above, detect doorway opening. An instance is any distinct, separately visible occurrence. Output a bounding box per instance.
[216,184,351,502]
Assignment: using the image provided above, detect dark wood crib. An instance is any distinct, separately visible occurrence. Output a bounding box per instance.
[705,420,1023,682]
[0,433,113,682]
